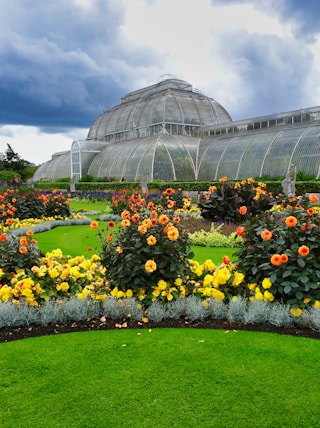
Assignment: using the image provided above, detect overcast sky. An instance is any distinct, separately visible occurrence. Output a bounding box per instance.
[1,0,320,165]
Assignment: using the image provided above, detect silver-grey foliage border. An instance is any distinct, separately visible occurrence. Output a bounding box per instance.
[1,296,320,332]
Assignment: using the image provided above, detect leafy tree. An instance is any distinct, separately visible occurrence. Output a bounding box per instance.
[0,143,35,182]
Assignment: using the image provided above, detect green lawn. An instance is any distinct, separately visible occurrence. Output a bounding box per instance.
[35,224,236,264]
[1,328,319,428]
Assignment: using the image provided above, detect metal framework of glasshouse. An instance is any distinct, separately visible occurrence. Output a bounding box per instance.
[32,77,320,182]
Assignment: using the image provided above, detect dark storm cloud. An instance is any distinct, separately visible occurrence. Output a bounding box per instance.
[218,31,313,119]
[0,0,155,130]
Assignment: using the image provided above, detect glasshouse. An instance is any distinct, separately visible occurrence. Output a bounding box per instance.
[32,76,320,182]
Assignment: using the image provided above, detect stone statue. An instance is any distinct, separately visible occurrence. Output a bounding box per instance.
[281,163,296,197]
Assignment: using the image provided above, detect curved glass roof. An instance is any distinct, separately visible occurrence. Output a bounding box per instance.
[32,78,320,182]
[87,134,199,181]
[87,78,232,141]
[197,123,320,180]
[32,151,71,182]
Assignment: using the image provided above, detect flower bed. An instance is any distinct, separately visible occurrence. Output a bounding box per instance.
[0,186,320,332]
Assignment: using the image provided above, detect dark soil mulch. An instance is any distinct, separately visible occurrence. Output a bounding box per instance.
[1,317,320,343]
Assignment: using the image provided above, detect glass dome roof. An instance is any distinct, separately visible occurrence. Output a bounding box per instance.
[87,78,232,142]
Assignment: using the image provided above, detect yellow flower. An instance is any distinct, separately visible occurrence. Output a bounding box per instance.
[290,308,302,317]
[263,290,274,302]
[147,235,157,246]
[56,282,70,292]
[121,219,130,228]
[248,283,257,290]
[211,288,225,300]
[262,278,272,289]
[232,272,244,287]
[138,225,147,234]
[313,300,320,308]
[167,226,179,241]
[145,259,157,273]
[174,277,183,286]
[49,268,59,279]
[126,289,133,298]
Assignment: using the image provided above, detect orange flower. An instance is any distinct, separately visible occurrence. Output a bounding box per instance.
[247,177,255,185]
[107,233,113,243]
[173,217,181,223]
[167,226,179,241]
[309,193,319,203]
[138,225,147,234]
[5,218,13,225]
[26,230,33,236]
[150,210,158,218]
[150,218,158,226]
[219,176,228,183]
[307,208,314,215]
[130,214,139,223]
[159,214,169,225]
[261,229,272,241]
[270,254,282,266]
[222,255,230,265]
[300,223,307,232]
[121,219,130,228]
[235,226,246,237]
[116,246,123,254]
[121,210,131,220]
[167,200,176,209]
[145,259,157,273]
[19,245,28,254]
[285,216,298,228]
[131,194,140,202]
[0,233,7,241]
[280,253,289,263]
[108,221,115,228]
[147,235,157,246]
[239,206,247,215]
[19,237,28,246]
[90,221,99,230]
[142,218,152,228]
[298,245,309,257]
[164,188,175,196]
[147,202,154,210]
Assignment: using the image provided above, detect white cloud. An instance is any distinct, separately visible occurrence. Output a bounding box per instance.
[0,126,88,165]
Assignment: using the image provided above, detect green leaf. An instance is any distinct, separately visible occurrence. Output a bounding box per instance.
[282,269,292,278]
[270,273,277,283]
[284,285,292,294]
[297,258,305,268]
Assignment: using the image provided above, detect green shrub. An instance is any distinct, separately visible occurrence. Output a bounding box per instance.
[189,224,243,248]
[235,198,320,308]
[198,178,274,223]
[0,230,41,284]
[96,195,194,305]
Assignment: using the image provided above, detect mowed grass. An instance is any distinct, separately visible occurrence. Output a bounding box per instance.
[1,328,320,428]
